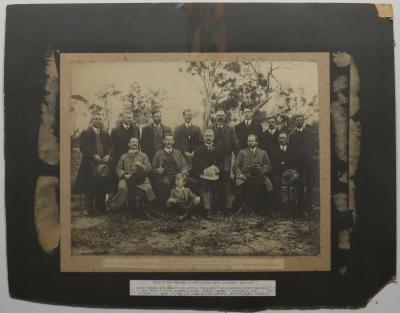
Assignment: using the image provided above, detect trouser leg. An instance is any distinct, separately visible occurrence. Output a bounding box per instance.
[126,177,137,214]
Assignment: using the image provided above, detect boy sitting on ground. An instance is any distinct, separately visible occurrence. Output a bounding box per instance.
[166,173,201,221]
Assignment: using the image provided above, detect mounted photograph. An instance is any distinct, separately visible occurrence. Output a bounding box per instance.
[60,53,330,272]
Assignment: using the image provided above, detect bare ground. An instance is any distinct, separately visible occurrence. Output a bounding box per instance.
[71,202,320,256]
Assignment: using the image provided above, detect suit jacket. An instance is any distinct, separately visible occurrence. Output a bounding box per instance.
[233,146,273,191]
[270,146,296,182]
[140,123,172,161]
[167,187,198,209]
[234,120,263,149]
[73,127,112,194]
[111,124,140,165]
[192,143,225,178]
[260,128,280,152]
[115,151,151,179]
[213,123,240,172]
[289,125,315,171]
[152,148,188,175]
[233,147,272,177]
[173,123,202,154]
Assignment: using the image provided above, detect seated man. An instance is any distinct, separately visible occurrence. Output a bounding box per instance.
[166,173,201,221]
[152,133,188,209]
[233,134,273,215]
[108,137,155,217]
[192,128,224,218]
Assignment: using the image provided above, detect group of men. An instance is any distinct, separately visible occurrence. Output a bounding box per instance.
[73,106,315,219]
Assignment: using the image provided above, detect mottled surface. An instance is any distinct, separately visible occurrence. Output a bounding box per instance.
[71,210,319,256]
[35,176,60,253]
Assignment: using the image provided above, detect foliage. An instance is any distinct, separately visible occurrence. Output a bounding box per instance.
[120,82,168,125]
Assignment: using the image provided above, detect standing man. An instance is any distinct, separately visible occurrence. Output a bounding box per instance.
[152,133,188,208]
[289,114,316,211]
[270,132,296,212]
[233,134,273,215]
[111,111,140,167]
[260,116,280,152]
[73,112,113,216]
[173,109,202,171]
[141,109,172,162]
[212,109,240,212]
[235,105,263,150]
[192,128,224,217]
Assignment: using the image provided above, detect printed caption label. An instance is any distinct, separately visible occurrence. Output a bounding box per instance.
[130,280,276,297]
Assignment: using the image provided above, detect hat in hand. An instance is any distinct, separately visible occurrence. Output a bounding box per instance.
[93,163,110,181]
[247,163,263,178]
[200,165,219,181]
[282,169,300,185]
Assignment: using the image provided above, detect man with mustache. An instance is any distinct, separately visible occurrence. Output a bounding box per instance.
[111,137,155,217]
[152,133,188,209]
[192,128,224,218]
[73,112,113,216]
[212,109,240,213]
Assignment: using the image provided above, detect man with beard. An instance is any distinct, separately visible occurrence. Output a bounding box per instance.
[233,134,273,215]
[173,109,202,171]
[260,116,280,152]
[192,128,224,218]
[235,105,263,149]
[111,137,155,217]
[141,109,172,162]
[73,112,113,216]
[289,114,316,211]
[212,109,240,212]
[152,133,188,209]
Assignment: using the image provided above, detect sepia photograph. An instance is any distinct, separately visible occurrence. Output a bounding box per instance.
[60,53,330,272]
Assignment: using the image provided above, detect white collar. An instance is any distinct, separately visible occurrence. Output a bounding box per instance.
[245,119,252,125]
[269,128,276,134]
[164,147,173,153]
[123,123,130,130]
[250,146,257,152]
[280,145,287,151]
[176,186,185,191]
[153,123,161,128]
[184,122,192,128]
[296,126,305,132]
[216,122,224,128]
[205,142,214,149]
[92,126,101,134]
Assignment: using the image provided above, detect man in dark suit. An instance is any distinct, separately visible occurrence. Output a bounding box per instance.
[140,109,172,162]
[73,112,113,216]
[111,111,140,166]
[289,114,316,210]
[260,116,280,152]
[212,109,240,211]
[234,105,263,149]
[173,109,202,170]
[192,128,224,217]
[270,132,296,211]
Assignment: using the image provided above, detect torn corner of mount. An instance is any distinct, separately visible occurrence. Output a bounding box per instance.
[374,4,393,21]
